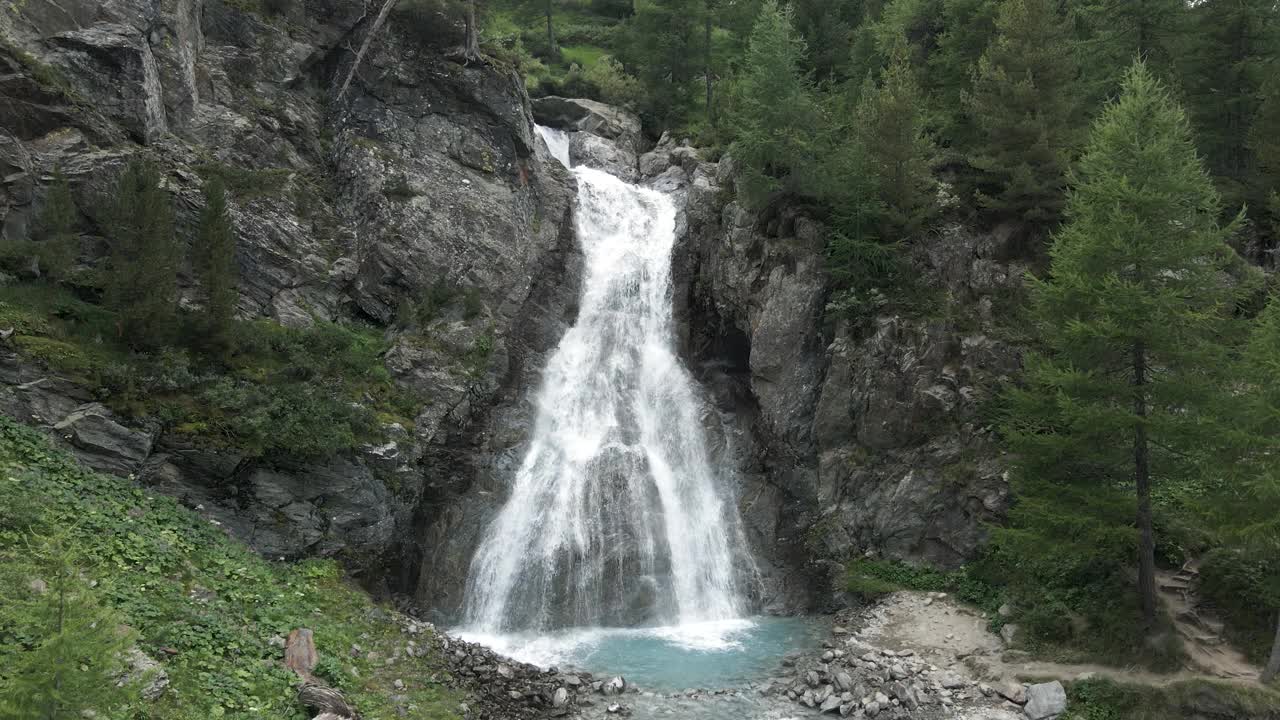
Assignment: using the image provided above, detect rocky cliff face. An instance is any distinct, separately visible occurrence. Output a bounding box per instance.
[637,137,1023,611]
[0,0,579,594]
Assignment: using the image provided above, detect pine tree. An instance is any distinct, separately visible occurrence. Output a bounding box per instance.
[1178,0,1279,211]
[32,170,78,282]
[1251,75,1280,261]
[725,0,821,207]
[964,0,1082,225]
[1002,62,1246,630]
[926,0,1000,142]
[853,42,937,239]
[1068,0,1188,99]
[0,534,137,720]
[1229,298,1280,683]
[624,0,705,128]
[194,177,239,351]
[103,159,179,349]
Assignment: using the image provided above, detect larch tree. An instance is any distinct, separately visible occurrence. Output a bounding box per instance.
[853,42,937,239]
[725,0,821,207]
[965,0,1082,225]
[103,159,179,349]
[1178,0,1278,211]
[1068,0,1188,98]
[1003,62,1247,630]
[32,169,78,282]
[1227,297,1280,683]
[0,534,137,720]
[194,177,239,351]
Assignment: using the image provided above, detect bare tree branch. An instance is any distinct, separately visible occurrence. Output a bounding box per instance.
[337,0,400,102]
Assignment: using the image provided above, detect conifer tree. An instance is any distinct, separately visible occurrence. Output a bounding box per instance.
[964,0,1082,225]
[103,159,179,349]
[32,170,78,282]
[1227,297,1280,683]
[926,0,999,141]
[194,177,239,351]
[1002,62,1246,630]
[1069,0,1188,98]
[1179,0,1278,210]
[625,0,705,127]
[1251,76,1280,259]
[726,0,821,207]
[853,42,937,239]
[0,534,137,719]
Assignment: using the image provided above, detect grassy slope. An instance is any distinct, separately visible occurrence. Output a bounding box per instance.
[0,417,460,719]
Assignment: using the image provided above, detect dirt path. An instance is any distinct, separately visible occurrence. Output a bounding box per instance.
[851,584,1267,694]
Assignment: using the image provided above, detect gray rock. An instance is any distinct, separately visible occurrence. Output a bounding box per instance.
[997,681,1027,705]
[53,403,152,476]
[820,694,842,713]
[1001,623,1021,646]
[552,687,569,707]
[117,647,168,700]
[1023,681,1066,720]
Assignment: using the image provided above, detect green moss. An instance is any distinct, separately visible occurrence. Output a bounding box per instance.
[0,418,462,719]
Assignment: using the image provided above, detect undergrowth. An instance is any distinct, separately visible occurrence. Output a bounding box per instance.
[0,282,419,458]
[0,418,461,718]
[1061,677,1280,720]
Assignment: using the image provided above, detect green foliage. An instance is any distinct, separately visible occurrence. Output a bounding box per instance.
[103,159,180,350]
[0,418,462,719]
[851,43,937,239]
[1061,678,1280,720]
[845,558,1001,612]
[725,1,821,207]
[1199,548,1277,664]
[0,282,412,459]
[0,534,137,720]
[194,178,239,351]
[29,169,79,281]
[964,0,1082,225]
[583,55,643,108]
[1178,0,1279,213]
[194,163,292,200]
[995,62,1249,663]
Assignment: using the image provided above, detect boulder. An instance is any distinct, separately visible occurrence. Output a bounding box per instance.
[1023,681,1066,720]
[53,403,152,476]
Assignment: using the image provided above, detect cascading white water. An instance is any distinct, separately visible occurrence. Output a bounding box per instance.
[461,126,750,637]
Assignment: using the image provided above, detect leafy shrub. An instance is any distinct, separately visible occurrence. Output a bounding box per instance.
[1199,548,1277,664]
[844,559,1001,612]
[584,55,644,108]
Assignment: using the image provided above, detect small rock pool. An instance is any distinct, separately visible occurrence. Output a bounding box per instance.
[461,616,827,691]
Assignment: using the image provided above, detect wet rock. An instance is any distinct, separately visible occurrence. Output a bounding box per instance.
[552,687,569,707]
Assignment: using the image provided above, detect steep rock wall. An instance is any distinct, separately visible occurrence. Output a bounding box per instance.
[642,137,1022,611]
[0,0,580,594]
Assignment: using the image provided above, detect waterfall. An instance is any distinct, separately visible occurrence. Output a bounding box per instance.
[461,126,750,636]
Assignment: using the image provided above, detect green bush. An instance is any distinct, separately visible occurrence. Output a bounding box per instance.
[844,559,1001,612]
[1199,548,1276,664]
